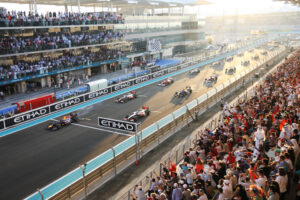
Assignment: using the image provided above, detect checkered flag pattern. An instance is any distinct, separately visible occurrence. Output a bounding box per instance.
[148,39,162,52]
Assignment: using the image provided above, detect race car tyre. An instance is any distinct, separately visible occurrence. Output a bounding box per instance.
[146,111,150,116]
[71,118,78,123]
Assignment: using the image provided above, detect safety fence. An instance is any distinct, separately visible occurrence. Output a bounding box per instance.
[24,43,286,200]
[115,47,289,200]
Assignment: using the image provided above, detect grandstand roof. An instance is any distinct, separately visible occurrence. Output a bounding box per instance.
[0,0,211,8]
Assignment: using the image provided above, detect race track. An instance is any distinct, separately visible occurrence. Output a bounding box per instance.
[0,46,277,199]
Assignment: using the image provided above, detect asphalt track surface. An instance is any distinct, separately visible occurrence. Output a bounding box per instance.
[0,47,276,200]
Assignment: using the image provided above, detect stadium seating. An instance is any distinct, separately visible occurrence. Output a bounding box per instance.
[0,10,124,27]
[132,50,300,200]
[0,30,124,55]
[0,48,123,82]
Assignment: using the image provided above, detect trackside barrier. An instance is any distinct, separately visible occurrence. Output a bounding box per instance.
[115,47,290,200]
[24,40,283,200]
[0,37,272,134]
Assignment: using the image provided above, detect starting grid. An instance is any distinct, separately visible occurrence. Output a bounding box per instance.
[0,37,271,138]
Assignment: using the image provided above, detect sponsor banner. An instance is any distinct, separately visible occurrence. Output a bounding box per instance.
[111,80,132,92]
[151,69,168,79]
[98,117,137,132]
[50,96,84,112]
[5,107,50,127]
[85,87,112,101]
[168,67,177,73]
[0,120,4,130]
[133,75,151,85]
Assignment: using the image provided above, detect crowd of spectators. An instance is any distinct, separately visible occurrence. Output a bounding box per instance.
[132,50,300,200]
[0,30,124,55]
[0,10,124,27]
[0,48,123,81]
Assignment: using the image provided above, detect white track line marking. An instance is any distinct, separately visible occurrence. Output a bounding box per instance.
[152,111,162,113]
[50,119,131,137]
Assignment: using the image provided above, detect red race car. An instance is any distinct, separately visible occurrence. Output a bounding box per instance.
[158,78,174,86]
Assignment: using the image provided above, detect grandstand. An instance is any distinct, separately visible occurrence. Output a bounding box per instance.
[0,0,299,200]
[125,50,300,200]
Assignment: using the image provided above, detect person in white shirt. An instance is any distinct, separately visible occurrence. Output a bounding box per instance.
[254,125,265,149]
[275,167,288,199]
[279,124,292,139]
[198,189,208,200]
[255,170,267,190]
[185,168,194,185]
[222,180,233,199]
[284,154,293,173]
[132,185,147,200]
[217,187,225,200]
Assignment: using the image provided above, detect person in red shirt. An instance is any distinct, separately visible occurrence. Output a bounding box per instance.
[248,163,258,181]
[195,158,204,174]
[168,161,177,177]
[226,152,236,166]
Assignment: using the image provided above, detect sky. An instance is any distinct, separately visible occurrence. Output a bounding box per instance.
[196,0,300,16]
[0,0,299,17]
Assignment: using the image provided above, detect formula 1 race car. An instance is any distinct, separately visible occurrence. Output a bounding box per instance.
[261,51,268,55]
[212,61,221,68]
[174,86,192,98]
[204,73,218,87]
[241,60,250,66]
[252,55,260,60]
[158,78,174,86]
[225,56,233,62]
[124,106,150,122]
[225,66,236,75]
[189,68,200,74]
[115,91,137,103]
[47,112,78,131]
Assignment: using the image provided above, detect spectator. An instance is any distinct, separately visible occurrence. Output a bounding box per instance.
[172,183,183,200]
[182,184,192,200]
[275,167,288,200]
[267,185,280,200]
[132,185,147,200]
[131,48,300,200]
[198,189,208,200]
[0,9,124,27]
[255,169,267,190]
[0,47,124,83]
[0,30,124,55]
